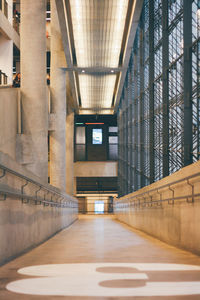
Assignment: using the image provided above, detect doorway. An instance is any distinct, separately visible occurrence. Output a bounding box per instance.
[94,201,104,214]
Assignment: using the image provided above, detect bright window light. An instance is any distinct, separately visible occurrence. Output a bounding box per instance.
[95,201,104,213]
[92,129,102,145]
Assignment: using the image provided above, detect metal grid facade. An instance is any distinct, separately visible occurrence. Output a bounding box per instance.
[118,0,200,197]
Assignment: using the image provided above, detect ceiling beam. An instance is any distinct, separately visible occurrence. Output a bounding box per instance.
[55,0,79,111]
[61,67,124,74]
[79,108,113,111]
[114,0,144,112]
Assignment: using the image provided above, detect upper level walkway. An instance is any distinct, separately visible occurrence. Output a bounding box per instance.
[1,215,200,299]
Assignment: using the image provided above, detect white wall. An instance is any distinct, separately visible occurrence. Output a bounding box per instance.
[0,36,13,84]
[0,0,13,84]
[7,0,13,24]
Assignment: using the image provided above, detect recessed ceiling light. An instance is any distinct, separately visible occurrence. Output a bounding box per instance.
[111,70,114,73]
[82,70,85,73]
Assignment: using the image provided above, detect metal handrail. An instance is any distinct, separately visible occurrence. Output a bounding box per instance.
[115,171,200,206]
[0,186,76,207]
[0,163,78,206]
[118,194,200,208]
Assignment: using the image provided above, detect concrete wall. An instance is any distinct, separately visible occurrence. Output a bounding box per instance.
[0,198,77,265]
[0,87,18,160]
[0,152,78,265]
[74,161,118,177]
[115,161,200,255]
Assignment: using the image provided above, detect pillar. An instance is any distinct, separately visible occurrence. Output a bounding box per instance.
[21,0,48,181]
[183,0,193,166]
[66,111,75,195]
[50,0,66,190]
[149,0,155,184]
[162,0,169,177]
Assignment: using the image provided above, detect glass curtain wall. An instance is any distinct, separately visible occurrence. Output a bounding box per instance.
[118,0,200,197]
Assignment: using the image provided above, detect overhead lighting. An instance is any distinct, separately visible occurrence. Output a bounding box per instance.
[70,0,129,68]
[77,193,118,197]
[69,0,129,112]
[197,8,200,20]
[79,109,114,115]
[79,74,116,108]
[86,196,109,200]
[76,122,84,125]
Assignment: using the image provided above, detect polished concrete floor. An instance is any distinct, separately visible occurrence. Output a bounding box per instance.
[1,215,200,299]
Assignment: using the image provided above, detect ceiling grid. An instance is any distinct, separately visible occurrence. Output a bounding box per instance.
[56,0,142,114]
[69,0,129,113]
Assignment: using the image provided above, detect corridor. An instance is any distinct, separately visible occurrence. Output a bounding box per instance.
[1,215,200,299]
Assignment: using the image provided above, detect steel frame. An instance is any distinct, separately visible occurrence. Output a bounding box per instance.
[117,0,200,196]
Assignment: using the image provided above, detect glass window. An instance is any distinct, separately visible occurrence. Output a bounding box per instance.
[75,145,86,161]
[109,145,118,160]
[92,129,102,145]
[95,201,104,214]
[76,127,85,144]
[109,136,118,144]
[109,126,118,133]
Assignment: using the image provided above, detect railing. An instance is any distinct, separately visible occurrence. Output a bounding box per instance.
[0,70,8,85]
[114,172,200,210]
[0,163,78,209]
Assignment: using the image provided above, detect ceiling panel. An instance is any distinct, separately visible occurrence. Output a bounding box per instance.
[70,0,129,68]
[69,0,129,113]
[79,74,116,108]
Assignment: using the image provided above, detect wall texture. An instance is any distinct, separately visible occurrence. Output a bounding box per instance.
[74,161,117,177]
[0,198,77,265]
[0,88,18,160]
[0,153,78,265]
[115,161,200,255]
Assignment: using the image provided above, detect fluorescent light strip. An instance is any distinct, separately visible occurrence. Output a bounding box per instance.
[69,0,129,112]
[79,74,116,109]
[69,0,128,68]
[79,110,114,115]
[77,194,118,197]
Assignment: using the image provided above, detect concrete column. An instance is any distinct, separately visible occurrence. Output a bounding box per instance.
[20,0,48,181]
[66,111,74,195]
[50,0,66,191]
